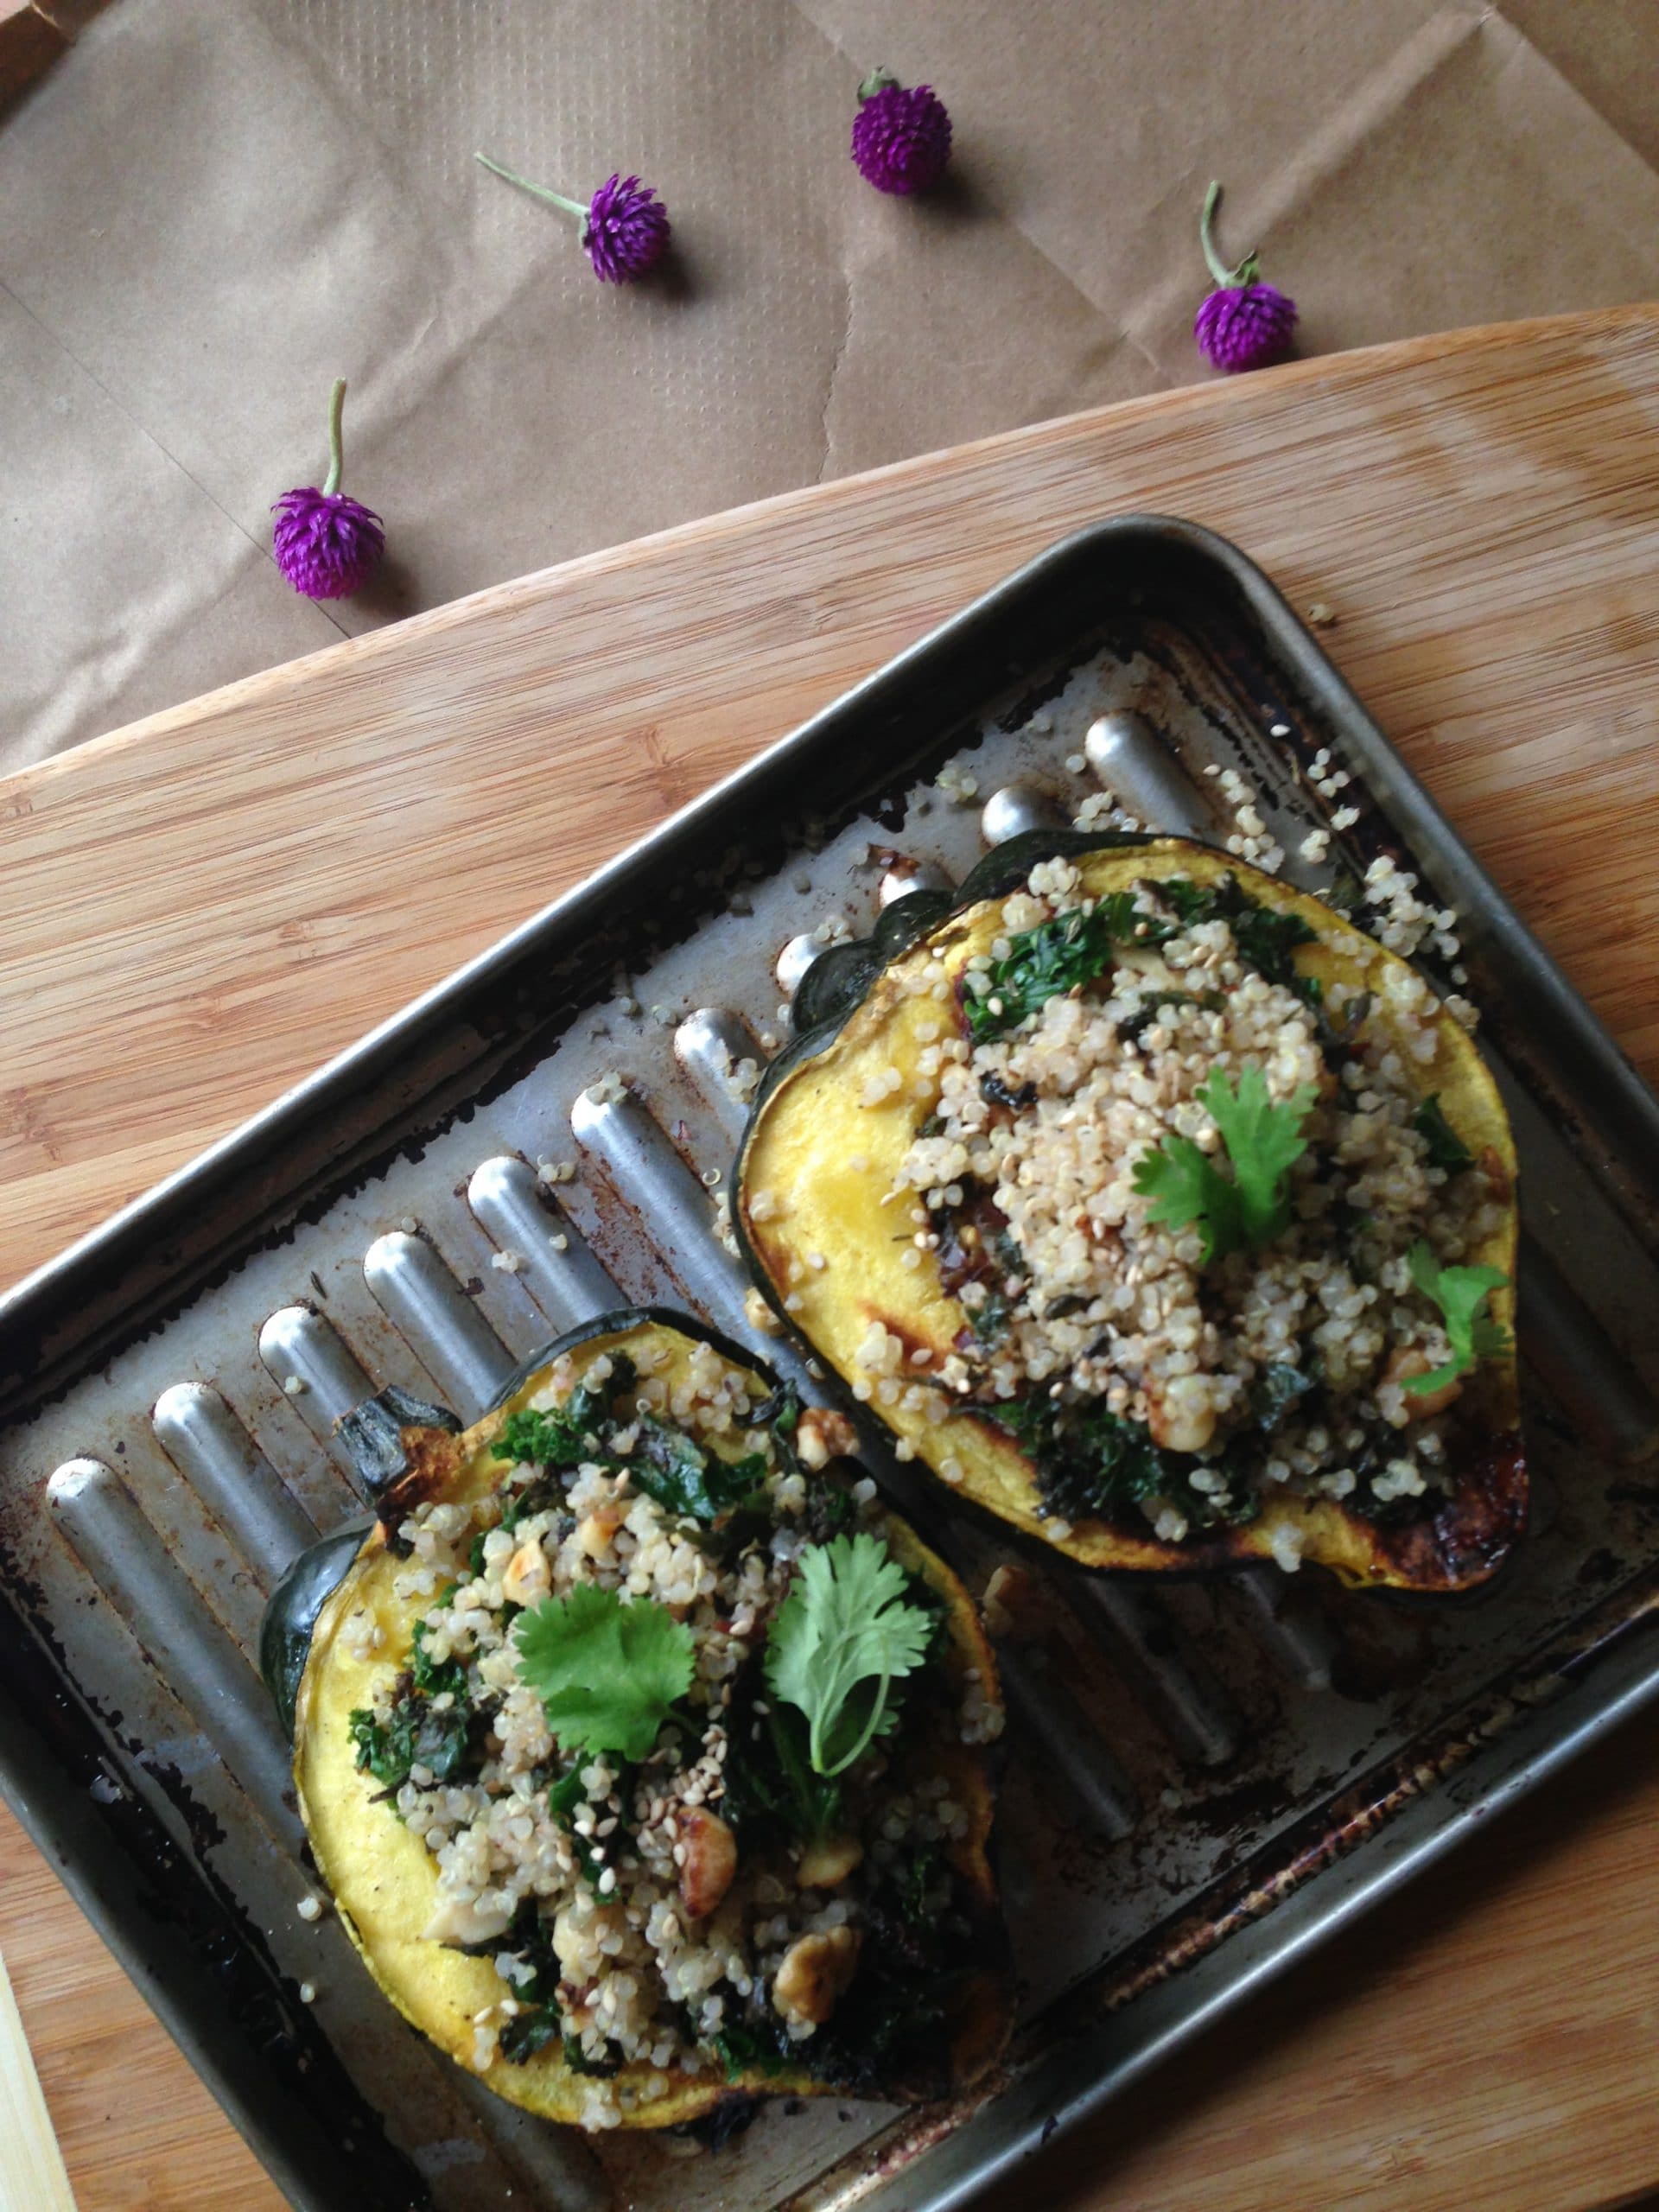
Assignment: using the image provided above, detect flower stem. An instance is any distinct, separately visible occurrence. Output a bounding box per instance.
[857,65,899,101]
[1199,179,1258,289]
[321,378,346,499]
[474,151,588,223]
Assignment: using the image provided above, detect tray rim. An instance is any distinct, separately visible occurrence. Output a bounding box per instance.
[6,511,1659,2210]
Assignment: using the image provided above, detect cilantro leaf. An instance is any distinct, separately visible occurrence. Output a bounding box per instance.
[765,1535,934,1777]
[1133,1135,1239,1264]
[1413,1094,1473,1175]
[1201,1069,1317,1244]
[1132,1068,1316,1263]
[1402,1243,1512,1395]
[513,1586,695,1762]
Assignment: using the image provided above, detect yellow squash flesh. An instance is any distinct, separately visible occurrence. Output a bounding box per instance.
[294,1316,1007,2127]
[737,841,1523,1592]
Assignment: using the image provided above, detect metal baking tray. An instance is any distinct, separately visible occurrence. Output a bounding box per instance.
[3,516,1658,2212]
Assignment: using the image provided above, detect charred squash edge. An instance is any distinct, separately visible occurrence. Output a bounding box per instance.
[259,1306,1010,2129]
[734,833,1525,1593]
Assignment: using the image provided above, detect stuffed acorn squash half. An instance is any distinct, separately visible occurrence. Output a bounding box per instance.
[736,835,1523,1592]
[261,1311,1009,2132]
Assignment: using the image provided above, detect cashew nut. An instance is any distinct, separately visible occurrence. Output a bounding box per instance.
[772,1925,862,2027]
[677,1807,739,1920]
[501,1538,551,1609]
[1145,1375,1217,1455]
[796,1833,865,1890]
[1379,1344,1463,1424]
[797,1408,859,1471]
[423,1891,514,1947]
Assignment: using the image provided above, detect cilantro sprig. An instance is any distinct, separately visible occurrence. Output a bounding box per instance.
[1402,1243,1511,1395]
[513,1586,694,1762]
[1132,1067,1317,1264]
[764,1534,934,1777]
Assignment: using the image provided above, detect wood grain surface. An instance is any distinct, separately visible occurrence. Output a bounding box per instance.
[3,303,1659,2211]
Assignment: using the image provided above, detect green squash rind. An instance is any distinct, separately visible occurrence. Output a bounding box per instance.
[260,1519,375,1739]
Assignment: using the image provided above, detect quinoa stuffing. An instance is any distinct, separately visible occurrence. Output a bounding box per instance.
[338,1331,1004,2126]
[879,854,1515,1550]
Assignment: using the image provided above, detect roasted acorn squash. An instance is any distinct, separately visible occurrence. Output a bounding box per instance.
[736,835,1523,1592]
[261,1310,1009,2129]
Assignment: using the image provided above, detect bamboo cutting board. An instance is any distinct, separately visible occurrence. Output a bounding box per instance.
[3,304,1659,2212]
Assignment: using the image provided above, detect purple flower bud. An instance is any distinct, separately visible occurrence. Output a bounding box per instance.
[475,154,671,284]
[1194,282,1298,374]
[582,172,671,283]
[851,69,951,195]
[271,382,384,601]
[272,487,385,601]
[1194,180,1298,375]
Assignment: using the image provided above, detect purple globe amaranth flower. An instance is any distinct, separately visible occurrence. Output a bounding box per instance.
[272,486,385,600]
[850,67,951,195]
[583,172,671,283]
[1193,180,1297,374]
[475,153,671,283]
[1194,283,1297,374]
[271,380,385,601]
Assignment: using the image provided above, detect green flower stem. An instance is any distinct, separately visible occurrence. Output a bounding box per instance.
[1199,179,1259,290]
[474,151,588,223]
[321,377,346,499]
